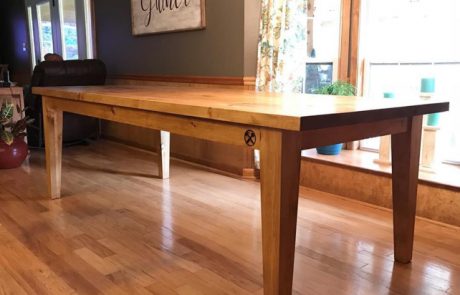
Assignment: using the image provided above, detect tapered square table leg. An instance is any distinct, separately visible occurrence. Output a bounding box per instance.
[391,115,423,263]
[259,130,301,294]
[43,97,63,199]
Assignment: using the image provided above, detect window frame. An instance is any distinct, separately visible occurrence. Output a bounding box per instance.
[355,0,460,164]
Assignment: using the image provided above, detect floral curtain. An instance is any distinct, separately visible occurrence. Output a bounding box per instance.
[256,0,308,93]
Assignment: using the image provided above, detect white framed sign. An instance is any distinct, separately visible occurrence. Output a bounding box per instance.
[131,0,206,35]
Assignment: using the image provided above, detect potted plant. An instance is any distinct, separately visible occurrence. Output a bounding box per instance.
[0,102,32,169]
[315,81,356,155]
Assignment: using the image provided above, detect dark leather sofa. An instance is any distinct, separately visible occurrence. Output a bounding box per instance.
[26,59,106,147]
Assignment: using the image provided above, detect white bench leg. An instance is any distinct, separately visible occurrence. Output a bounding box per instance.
[157,130,170,179]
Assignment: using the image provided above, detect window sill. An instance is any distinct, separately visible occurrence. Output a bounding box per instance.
[301,149,460,191]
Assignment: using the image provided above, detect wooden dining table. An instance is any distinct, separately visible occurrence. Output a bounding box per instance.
[33,85,449,295]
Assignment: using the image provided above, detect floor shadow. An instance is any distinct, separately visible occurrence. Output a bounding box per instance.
[67,161,162,179]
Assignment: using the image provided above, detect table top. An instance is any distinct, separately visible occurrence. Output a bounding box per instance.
[33,85,449,131]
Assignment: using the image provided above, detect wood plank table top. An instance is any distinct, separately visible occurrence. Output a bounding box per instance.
[33,85,449,131]
[33,85,450,295]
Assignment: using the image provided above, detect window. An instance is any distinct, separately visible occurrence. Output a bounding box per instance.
[359,0,460,163]
[304,61,336,94]
[25,0,94,64]
[303,0,342,93]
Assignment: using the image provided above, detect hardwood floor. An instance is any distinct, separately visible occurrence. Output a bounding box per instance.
[0,140,459,295]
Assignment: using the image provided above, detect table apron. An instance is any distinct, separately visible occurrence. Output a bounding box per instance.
[301,117,408,149]
[43,96,264,148]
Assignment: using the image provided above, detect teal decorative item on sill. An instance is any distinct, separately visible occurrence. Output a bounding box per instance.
[314,81,356,155]
[427,113,441,126]
[383,92,395,99]
[316,143,343,155]
[420,78,441,126]
[421,78,435,93]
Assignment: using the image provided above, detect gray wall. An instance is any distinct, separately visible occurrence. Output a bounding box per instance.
[244,0,261,77]
[94,0,247,77]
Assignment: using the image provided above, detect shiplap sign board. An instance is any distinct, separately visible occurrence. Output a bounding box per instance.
[131,0,206,35]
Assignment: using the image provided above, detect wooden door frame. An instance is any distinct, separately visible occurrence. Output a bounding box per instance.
[338,0,361,85]
[339,0,361,149]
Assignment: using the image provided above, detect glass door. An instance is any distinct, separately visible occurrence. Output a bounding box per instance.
[25,0,94,66]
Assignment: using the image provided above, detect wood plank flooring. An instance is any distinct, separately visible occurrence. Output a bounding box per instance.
[0,140,459,295]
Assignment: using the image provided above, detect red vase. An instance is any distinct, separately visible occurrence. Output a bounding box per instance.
[0,137,28,169]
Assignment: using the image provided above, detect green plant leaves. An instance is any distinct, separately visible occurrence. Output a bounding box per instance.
[0,102,33,145]
[315,81,356,96]
[0,130,14,145]
[1,103,14,121]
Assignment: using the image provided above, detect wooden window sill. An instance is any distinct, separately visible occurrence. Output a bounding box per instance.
[301,149,460,191]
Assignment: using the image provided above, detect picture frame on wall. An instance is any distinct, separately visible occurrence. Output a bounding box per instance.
[131,0,206,35]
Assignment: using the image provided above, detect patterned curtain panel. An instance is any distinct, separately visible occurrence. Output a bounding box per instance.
[256,0,308,93]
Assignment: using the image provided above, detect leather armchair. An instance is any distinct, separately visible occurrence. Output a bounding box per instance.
[26,59,106,147]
